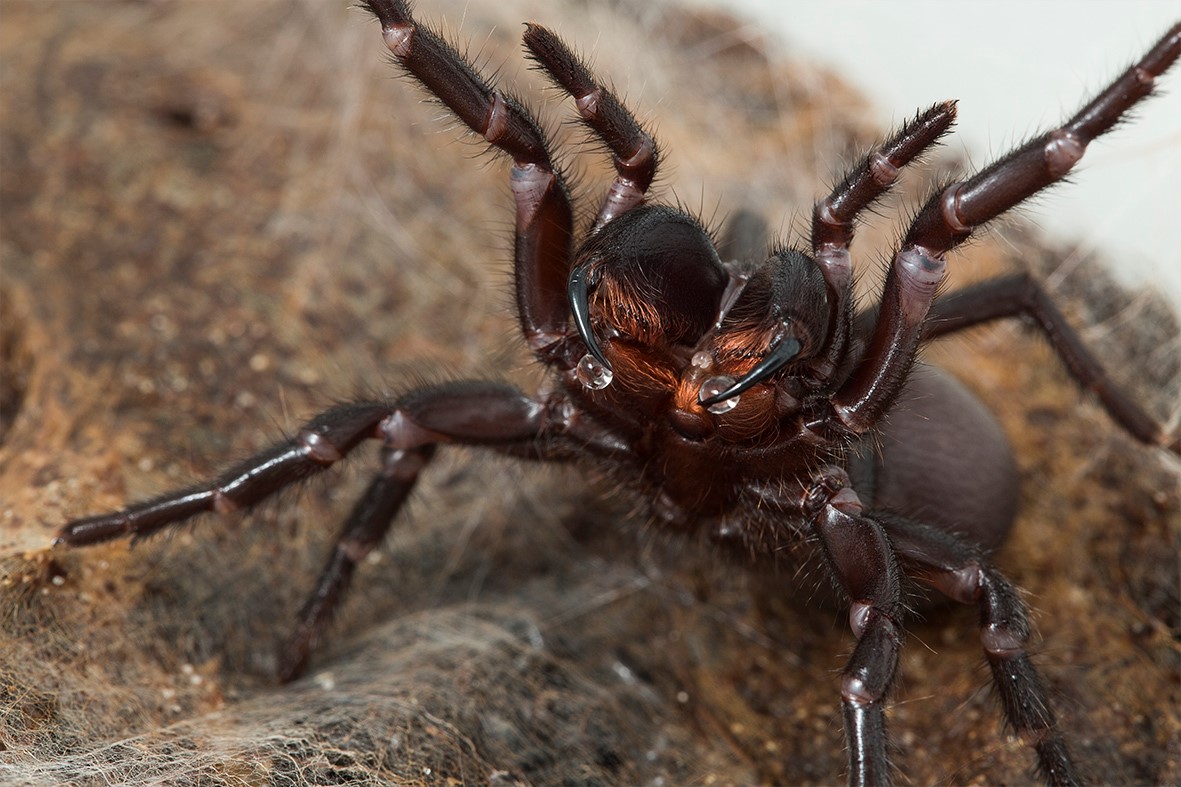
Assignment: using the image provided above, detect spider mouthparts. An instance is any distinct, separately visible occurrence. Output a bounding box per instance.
[567,264,612,371]
[698,336,802,406]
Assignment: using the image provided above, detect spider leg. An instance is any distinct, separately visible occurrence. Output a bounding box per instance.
[877,513,1082,786]
[56,402,396,546]
[55,383,548,548]
[278,444,433,682]
[830,24,1181,435]
[809,103,957,388]
[523,25,658,231]
[58,381,565,680]
[278,382,639,681]
[920,273,1179,452]
[806,469,904,787]
[362,0,576,362]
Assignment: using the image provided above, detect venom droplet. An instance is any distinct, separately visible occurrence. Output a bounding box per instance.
[699,376,739,414]
[575,354,613,390]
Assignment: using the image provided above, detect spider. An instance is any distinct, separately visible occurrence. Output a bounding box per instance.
[52,2,1180,784]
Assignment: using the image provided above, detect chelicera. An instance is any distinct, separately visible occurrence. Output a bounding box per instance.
[55,3,1180,785]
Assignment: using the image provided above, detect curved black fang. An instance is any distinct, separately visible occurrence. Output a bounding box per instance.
[568,264,612,370]
[699,336,802,406]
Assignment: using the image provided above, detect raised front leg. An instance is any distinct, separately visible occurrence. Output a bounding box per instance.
[523,24,659,230]
[361,0,576,359]
[809,102,957,389]
[831,24,1181,435]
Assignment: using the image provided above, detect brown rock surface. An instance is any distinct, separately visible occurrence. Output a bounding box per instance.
[2,2,1177,784]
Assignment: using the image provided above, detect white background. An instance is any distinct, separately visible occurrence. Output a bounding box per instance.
[691,0,1181,304]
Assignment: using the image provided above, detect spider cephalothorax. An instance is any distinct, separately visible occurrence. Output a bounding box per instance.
[55,3,1181,784]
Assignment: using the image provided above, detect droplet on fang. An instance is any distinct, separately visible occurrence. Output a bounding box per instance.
[690,351,713,370]
[699,376,739,414]
[576,354,613,390]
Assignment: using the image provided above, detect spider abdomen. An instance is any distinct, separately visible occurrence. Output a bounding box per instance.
[858,367,1019,551]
